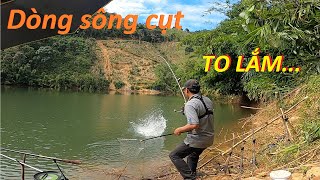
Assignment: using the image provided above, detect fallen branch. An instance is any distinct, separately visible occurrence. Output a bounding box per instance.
[241,106,263,110]
[213,130,252,149]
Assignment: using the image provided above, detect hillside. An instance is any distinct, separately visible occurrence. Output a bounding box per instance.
[95,40,187,93]
[0,36,190,94]
[1,37,110,92]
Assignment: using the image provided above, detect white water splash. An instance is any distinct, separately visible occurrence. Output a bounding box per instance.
[132,110,167,137]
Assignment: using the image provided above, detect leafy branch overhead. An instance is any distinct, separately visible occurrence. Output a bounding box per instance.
[178,0,320,101]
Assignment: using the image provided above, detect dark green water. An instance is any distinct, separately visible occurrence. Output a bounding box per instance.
[1,87,253,179]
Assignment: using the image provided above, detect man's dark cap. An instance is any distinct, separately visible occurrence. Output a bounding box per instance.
[182,79,200,93]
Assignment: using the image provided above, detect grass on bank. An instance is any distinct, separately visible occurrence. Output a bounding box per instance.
[252,75,320,173]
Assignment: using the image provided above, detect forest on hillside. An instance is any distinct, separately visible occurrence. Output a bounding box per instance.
[155,0,319,101]
[0,12,187,92]
[1,37,109,92]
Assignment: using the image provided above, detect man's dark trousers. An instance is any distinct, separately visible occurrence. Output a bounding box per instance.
[169,143,205,179]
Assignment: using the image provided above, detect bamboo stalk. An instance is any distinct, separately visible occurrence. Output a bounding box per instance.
[198,150,217,162]
[222,96,308,156]
[215,130,252,148]
[200,131,252,161]
[198,153,222,169]
[212,147,246,161]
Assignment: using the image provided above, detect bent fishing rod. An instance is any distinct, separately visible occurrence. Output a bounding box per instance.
[158,55,186,104]
[140,55,188,142]
[136,55,188,142]
[1,147,81,164]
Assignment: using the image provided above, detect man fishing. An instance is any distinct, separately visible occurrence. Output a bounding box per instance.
[169,79,214,180]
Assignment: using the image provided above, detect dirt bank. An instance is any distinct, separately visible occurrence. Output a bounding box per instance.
[154,75,320,179]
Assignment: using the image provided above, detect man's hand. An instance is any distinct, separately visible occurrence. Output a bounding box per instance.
[173,124,199,136]
[174,127,182,136]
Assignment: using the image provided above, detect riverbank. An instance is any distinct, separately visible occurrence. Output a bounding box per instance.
[155,75,320,179]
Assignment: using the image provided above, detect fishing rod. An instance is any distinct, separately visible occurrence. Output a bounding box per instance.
[142,55,189,142]
[1,153,69,180]
[140,132,186,142]
[140,133,173,142]
[158,55,186,103]
[0,153,43,172]
[1,147,81,164]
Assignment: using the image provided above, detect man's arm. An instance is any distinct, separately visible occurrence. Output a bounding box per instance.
[174,124,199,135]
[174,103,200,135]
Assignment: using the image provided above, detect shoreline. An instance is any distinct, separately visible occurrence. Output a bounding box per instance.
[154,76,320,179]
[1,85,257,105]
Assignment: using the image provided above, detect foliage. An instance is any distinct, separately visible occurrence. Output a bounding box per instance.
[300,75,320,144]
[162,28,189,42]
[257,75,320,167]
[152,62,179,93]
[161,0,320,100]
[239,0,320,71]
[242,75,277,101]
[114,81,125,89]
[301,120,320,144]
[184,46,194,54]
[1,36,109,92]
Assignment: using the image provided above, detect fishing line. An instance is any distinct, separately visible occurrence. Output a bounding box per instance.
[122,54,186,142]
[116,138,147,178]
[118,55,187,143]
[158,55,186,103]
[116,55,187,177]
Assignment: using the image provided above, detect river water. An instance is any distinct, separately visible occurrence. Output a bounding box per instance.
[1,87,253,179]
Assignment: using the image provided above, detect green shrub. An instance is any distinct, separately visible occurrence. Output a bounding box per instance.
[114,81,125,89]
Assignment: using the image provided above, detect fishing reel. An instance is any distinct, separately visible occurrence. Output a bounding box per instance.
[34,159,69,180]
[174,106,185,115]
